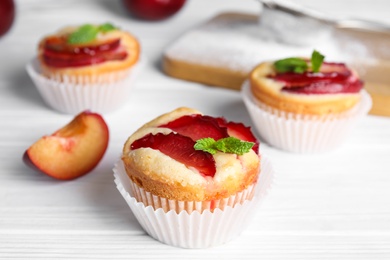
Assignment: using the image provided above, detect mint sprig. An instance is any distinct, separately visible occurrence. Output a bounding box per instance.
[194,137,254,155]
[274,57,308,74]
[311,50,325,73]
[274,50,325,74]
[67,23,118,44]
[98,23,117,32]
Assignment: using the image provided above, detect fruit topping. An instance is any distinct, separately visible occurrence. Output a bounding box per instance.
[159,114,229,141]
[43,47,127,68]
[160,114,259,154]
[42,37,127,68]
[41,23,127,68]
[272,50,363,94]
[45,37,121,54]
[274,63,350,87]
[274,63,363,94]
[131,132,216,177]
[281,77,363,94]
[131,114,260,177]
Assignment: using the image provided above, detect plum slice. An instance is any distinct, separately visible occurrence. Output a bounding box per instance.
[45,37,121,54]
[42,36,127,68]
[131,132,216,177]
[159,114,229,141]
[23,111,109,180]
[271,62,363,94]
[130,114,259,177]
[43,48,127,68]
[160,114,259,154]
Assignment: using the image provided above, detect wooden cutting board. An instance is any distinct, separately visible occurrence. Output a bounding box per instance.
[162,12,390,117]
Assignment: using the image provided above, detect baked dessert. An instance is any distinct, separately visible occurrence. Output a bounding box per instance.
[27,22,143,114]
[115,107,275,248]
[121,107,260,206]
[114,108,274,248]
[250,50,364,115]
[242,51,372,153]
[38,23,140,83]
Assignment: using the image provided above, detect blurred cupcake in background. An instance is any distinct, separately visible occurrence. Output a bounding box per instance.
[27,22,143,114]
[242,50,372,153]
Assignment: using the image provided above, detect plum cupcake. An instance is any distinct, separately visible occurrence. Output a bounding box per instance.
[113,107,274,248]
[242,50,372,153]
[26,23,143,114]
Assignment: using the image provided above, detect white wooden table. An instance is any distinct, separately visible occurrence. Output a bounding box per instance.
[1,0,390,258]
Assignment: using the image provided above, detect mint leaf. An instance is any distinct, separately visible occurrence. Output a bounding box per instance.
[274,57,308,74]
[99,23,117,33]
[311,50,325,73]
[274,50,326,74]
[215,137,254,155]
[67,23,118,44]
[67,24,99,44]
[194,137,218,155]
[194,137,254,155]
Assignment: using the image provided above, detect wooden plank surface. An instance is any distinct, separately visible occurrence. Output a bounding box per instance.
[1,0,390,259]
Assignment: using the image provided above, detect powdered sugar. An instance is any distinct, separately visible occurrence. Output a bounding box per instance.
[164,12,345,75]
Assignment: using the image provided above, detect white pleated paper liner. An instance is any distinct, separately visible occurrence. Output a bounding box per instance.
[128,178,257,214]
[26,57,145,114]
[241,81,372,153]
[113,157,275,248]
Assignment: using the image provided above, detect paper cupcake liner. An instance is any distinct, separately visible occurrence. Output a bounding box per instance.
[41,68,132,85]
[113,157,274,248]
[128,177,256,214]
[26,58,145,114]
[241,81,372,153]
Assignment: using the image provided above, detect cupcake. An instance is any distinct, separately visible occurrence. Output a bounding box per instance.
[242,50,372,153]
[113,107,274,248]
[26,23,143,114]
